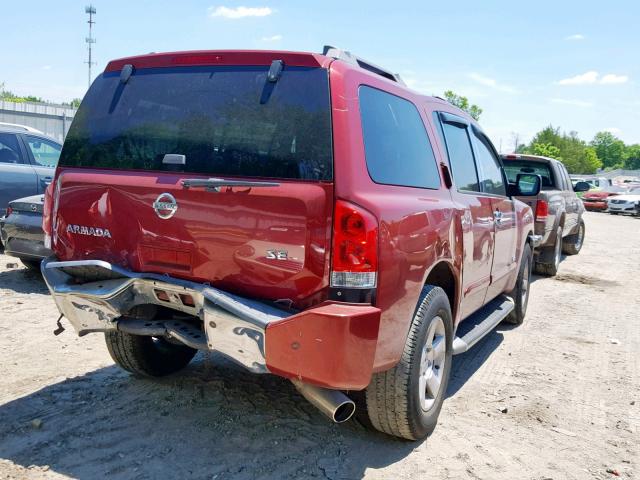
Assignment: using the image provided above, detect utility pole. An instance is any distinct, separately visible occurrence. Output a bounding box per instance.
[85,5,96,88]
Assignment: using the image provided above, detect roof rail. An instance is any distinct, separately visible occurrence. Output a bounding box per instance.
[322,45,405,86]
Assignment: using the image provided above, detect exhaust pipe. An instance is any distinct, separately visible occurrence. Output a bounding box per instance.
[292,380,356,423]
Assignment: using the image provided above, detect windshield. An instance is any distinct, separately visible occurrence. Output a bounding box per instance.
[503,160,555,189]
[60,65,333,181]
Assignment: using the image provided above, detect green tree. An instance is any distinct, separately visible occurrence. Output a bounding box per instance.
[591,131,626,169]
[528,142,562,159]
[62,98,82,108]
[522,125,603,174]
[624,144,640,170]
[581,147,602,174]
[443,90,483,120]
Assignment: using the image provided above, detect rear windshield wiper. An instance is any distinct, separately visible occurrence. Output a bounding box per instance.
[181,177,280,191]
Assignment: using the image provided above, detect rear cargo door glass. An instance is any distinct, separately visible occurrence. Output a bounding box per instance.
[503,161,554,189]
[60,65,332,181]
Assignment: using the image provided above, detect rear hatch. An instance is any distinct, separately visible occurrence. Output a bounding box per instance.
[52,55,334,307]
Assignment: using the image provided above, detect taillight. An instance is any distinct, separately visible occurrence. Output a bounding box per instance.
[535,199,549,221]
[5,206,13,217]
[43,183,54,249]
[330,200,378,289]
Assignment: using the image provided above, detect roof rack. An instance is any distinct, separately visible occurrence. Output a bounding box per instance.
[322,45,405,86]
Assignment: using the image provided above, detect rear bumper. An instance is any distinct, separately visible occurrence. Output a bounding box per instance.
[0,214,52,260]
[41,257,380,389]
[583,201,607,211]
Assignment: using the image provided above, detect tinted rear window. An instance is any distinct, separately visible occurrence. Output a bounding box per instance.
[60,65,332,181]
[359,86,440,189]
[503,160,555,189]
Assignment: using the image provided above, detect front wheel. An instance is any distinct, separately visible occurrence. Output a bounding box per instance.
[562,220,585,255]
[364,286,453,440]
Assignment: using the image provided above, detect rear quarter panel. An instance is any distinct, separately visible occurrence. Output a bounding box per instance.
[329,62,461,371]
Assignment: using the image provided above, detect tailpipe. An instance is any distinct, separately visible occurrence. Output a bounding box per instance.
[292,380,356,423]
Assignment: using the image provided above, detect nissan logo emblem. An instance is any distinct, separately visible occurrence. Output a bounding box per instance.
[152,193,178,219]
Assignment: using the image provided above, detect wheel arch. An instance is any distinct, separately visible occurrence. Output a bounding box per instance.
[423,260,459,323]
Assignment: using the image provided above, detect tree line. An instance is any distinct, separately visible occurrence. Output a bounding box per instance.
[515,126,640,174]
[443,90,639,174]
[1,82,81,108]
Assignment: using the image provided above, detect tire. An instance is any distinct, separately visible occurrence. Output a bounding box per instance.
[105,330,197,377]
[562,220,585,255]
[610,212,619,215]
[364,286,453,440]
[21,259,42,271]
[534,226,562,276]
[505,243,532,325]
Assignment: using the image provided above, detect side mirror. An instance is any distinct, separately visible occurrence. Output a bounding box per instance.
[573,181,591,193]
[515,173,541,196]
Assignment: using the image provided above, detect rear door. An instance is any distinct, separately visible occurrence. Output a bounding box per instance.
[52,63,334,308]
[0,132,38,215]
[437,112,494,318]
[471,129,517,300]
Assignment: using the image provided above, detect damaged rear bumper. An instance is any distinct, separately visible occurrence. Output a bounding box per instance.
[41,257,381,390]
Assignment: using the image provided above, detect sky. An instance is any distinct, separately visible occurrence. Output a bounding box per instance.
[2,0,639,151]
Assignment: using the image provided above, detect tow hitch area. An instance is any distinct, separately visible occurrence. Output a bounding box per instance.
[116,318,207,350]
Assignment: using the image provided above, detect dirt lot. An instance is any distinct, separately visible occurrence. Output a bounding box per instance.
[0,211,638,480]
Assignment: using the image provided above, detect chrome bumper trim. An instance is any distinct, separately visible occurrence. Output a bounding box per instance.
[41,257,291,373]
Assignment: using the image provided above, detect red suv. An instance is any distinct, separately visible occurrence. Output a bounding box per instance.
[42,47,541,440]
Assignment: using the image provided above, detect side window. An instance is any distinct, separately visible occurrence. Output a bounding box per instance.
[471,130,506,196]
[359,86,440,189]
[0,133,24,164]
[439,116,480,192]
[25,136,61,167]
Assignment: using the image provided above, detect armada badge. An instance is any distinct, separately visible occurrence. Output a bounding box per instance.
[66,224,112,238]
[153,193,178,219]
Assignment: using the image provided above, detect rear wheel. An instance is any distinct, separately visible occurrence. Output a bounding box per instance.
[505,243,532,325]
[535,227,562,276]
[562,220,585,255]
[105,330,197,377]
[364,286,453,440]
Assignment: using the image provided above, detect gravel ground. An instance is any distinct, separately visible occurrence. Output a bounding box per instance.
[0,211,638,480]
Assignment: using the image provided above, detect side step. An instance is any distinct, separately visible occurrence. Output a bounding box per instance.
[452,295,514,355]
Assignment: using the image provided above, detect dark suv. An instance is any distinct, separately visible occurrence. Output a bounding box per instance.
[0,123,61,217]
[41,47,541,440]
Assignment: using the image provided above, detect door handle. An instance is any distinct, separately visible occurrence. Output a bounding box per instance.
[41,177,52,187]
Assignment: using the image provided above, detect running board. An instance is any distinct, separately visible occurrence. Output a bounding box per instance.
[452,296,514,355]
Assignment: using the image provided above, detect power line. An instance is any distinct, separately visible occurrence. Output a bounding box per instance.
[85,5,96,89]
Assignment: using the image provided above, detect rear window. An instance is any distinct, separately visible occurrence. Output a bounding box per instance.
[503,160,555,189]
[60,65,333,181]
